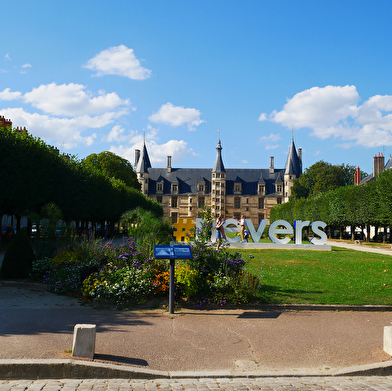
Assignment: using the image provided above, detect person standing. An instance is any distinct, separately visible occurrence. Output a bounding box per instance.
[239,215,246,242]
[216,215,224,249]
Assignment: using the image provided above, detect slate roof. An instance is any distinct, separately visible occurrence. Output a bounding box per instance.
[147,167,286,196]
[137,137,302,197]
[284,137,302,177]
[212,139,225,172]
[135,142,151,173]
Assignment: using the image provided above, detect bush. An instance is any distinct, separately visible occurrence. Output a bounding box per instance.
[0,229,35,279]
[29,257,53,282]
[43,263,82,295]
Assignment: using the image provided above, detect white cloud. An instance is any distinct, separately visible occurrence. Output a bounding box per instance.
[0,88,22,101]
[5,53,11,61]
[23,83,131,116]
[260,85,392,148]
[84,45,151,80]
[265,144,279,150]
[261,85,359,129]
[110,126,196,166]
[259,132,281,143]
[0,107,127,148]
[22,63,32,68]
[149,102,205,131]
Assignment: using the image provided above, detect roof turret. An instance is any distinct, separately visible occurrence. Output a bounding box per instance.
[136,142,152,173]
[212,137,226,173]
[284,136,302,177]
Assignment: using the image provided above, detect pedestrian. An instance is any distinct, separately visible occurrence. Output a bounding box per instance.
[239,214,246,242]
[216,215,224,249]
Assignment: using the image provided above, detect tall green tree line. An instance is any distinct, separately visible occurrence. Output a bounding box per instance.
[0,126,161,235]
[271,169,392,242]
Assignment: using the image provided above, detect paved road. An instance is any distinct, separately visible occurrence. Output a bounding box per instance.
[2,376,392,390]
[1,240,392,389]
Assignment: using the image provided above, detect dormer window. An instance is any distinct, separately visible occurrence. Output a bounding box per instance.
[258,184,265,195]
[156,182,164,194]
[171,182,179,194]
[234,183,242,194]
[276,184,283,194]
[197,182,205,193]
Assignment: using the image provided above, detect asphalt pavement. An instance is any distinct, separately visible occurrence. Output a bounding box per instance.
[1,241,392,390]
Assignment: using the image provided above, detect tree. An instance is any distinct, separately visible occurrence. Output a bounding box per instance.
[83,151,141,191]
[290,161,357,200]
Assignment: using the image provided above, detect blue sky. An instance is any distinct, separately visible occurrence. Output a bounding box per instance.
[2,1,392,176]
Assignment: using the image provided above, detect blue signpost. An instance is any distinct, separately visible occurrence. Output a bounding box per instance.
[154,244,192,314]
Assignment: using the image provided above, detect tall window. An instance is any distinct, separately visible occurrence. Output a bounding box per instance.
[171,212,178,224]
[258,197,264,209]
[234,197,241,209]
[171,196,178,208]
[156,196,162,203]
[198,197,205,207]
[277,197,282,204]
[157,182,163,193]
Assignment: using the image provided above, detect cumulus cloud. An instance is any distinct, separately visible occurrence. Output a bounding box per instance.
[22,64,32,68]
[149,102,205,131]
[110,126,196,166]
[0,88,22,100]
[23,83,131,117]
[0,107,98,148]
[84,45,151,80]
[259,85,392,148]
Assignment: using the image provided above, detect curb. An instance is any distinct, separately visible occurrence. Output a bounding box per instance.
[1,359,392,380]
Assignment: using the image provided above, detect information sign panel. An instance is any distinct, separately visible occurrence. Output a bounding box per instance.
[154,245,192,259]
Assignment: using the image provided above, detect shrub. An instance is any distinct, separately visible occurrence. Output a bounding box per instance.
[0,229,35,279]
[43,263,82,295]
[29,257,53,282]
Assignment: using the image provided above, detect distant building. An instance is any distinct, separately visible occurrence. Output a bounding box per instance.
[135,136,302,226]
[356,152,392,184]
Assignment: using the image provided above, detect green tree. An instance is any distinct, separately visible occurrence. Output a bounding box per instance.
[121,207,173,257]
[290,161,357,200]
[83,151,140,190]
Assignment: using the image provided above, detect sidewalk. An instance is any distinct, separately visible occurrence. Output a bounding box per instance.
[1,241,392,382]
[1,282,392,380]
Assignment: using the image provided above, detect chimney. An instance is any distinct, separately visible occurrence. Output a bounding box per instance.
[269,156,274,174]
[167,156,172,173]
[135,149,140,168]
[373,152,385,177]
[354,166,361,185]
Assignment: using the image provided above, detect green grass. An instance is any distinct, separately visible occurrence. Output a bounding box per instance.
[236,247,392,305]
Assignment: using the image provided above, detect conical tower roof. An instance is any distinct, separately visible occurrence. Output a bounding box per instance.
[136,142,152,173]
[284,137,302,177]
[212,138,226,172]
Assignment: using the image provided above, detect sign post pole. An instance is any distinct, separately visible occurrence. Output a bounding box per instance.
[169,259,175,314]
[154,244,192,315]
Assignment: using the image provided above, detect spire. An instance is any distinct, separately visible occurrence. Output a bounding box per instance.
[212,135,225,172]
[136,141,152,173]
[284,136,302,177]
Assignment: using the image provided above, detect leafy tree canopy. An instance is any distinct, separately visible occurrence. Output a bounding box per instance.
[83,151,140,190]
[290,160,359,200]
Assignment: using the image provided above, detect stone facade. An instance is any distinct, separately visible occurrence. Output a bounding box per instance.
[135,137,302,227]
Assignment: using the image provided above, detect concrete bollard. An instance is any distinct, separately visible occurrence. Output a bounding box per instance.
[72,324,96,359]
[384,326,392,356]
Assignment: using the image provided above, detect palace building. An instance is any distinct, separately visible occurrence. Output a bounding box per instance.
[135,137,302,227]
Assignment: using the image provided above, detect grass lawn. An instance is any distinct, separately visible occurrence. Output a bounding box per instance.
[237,246,392,305]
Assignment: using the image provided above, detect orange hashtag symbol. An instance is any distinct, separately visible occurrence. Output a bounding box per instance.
[173,218,195,242]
